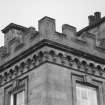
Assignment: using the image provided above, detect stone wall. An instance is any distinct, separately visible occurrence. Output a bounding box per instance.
[0,14,105,66]
[0,13,105,105]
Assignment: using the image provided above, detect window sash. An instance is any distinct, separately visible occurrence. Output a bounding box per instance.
[10,91,25,105]
[76,83,98,105]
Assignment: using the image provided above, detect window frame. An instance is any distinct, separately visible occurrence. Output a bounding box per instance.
[10,90,25,105]
[4,76,28,105]
[71,73,103,105]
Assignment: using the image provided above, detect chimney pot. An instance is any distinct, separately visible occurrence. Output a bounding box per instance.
[94,12,101,20]
[88,15,95,25]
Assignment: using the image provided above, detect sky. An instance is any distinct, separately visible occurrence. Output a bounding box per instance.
[0,0,105,46]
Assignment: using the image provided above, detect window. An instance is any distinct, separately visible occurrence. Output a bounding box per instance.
[4,77,28,105]
[10,91,25,105]
[71,74,103,105]
[76,83,98,105]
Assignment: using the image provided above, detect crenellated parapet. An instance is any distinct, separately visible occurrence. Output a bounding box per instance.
[0,16,77,66]
[1,13,105,74]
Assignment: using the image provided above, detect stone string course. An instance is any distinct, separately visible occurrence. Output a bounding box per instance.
[0,48,105,86]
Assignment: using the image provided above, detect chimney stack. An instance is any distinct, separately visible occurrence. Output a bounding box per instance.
[38,16,56,35]
[62,24,76,39]
[88,12,101,26]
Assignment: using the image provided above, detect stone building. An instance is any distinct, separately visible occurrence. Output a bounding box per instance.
[0,12,105,105]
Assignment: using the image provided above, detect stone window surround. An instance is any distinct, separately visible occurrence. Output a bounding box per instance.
[4,76,28,105]
[71,73,103,105]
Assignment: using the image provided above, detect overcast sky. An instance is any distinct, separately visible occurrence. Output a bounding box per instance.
[0,0,105,46]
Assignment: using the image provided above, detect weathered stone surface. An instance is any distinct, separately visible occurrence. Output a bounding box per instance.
[1,13,105,105]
